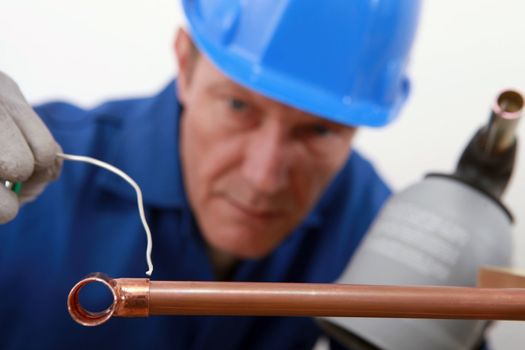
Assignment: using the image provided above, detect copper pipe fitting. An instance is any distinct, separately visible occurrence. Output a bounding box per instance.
[68,273,149,326]
[68,273,525,327]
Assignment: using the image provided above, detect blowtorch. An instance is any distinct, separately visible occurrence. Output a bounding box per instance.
[322,89,523,350]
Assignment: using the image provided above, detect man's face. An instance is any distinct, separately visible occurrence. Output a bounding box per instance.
[176,32,357,259]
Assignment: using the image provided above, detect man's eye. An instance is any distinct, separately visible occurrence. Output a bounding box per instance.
[310,124,332,136]
[228,98,248,111]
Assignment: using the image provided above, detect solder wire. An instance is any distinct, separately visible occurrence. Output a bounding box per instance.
[57,152,154,276]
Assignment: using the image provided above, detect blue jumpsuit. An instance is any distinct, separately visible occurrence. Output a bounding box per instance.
[0,82,391,349]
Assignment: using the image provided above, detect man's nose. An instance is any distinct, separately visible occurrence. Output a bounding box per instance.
[241,125,291,195]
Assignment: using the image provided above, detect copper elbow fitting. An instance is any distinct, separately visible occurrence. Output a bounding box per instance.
[68,273,149,326]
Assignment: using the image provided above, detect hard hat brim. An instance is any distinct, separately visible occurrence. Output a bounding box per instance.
[183,0,411,128]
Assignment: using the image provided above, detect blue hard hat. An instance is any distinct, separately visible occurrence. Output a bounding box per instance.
[182,0,421,127]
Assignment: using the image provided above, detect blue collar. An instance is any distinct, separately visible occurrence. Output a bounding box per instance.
[95,81,188,209]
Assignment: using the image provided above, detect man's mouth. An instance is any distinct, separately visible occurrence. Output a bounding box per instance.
[223,196,283,221]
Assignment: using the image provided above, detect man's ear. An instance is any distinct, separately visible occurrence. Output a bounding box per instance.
[174,28,195,105]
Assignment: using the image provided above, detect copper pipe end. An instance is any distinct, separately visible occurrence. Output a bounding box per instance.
[68,273,150,326]
[67,273,117,326]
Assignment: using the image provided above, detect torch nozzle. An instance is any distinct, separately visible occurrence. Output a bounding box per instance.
[454,89,523,199]
[484,89,524,154]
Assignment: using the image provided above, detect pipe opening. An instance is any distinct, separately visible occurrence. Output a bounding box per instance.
[67,274,117,326]
[78,279,115,312]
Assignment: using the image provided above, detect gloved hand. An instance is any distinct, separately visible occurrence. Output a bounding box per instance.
[0,71,62,224]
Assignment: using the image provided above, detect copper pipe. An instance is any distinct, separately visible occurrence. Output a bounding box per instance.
[68,273,525,327]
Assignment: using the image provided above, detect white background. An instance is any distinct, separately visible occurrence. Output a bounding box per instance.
[1,1,525,349]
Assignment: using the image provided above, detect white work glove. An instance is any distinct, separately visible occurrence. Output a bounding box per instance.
[0,71,62,224]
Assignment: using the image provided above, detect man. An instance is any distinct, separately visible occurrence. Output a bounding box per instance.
[0,0,420,349]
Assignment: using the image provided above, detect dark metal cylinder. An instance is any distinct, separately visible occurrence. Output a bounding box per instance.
[485,89,523,154]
